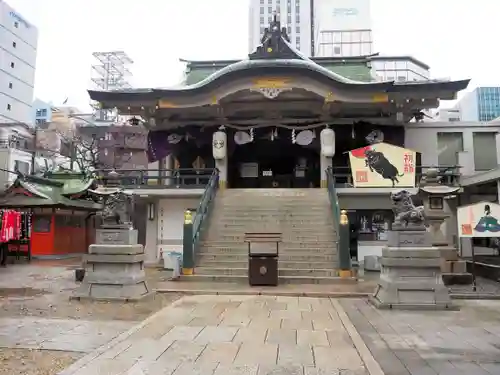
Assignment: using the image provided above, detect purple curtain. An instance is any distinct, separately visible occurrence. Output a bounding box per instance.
[147,131,172,162]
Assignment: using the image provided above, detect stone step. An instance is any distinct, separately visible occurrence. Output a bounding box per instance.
[197,253,337,262]
[214,203,330,207]
[203,232,337,238]
[197,248,337,255]
[193,267,339,277]
[199,241,338,249]
[209,220,335,226]
[208,223,335,229]
[196,257,333,269]
[203,235,337,242]
[196,259,339,270]
[218,188,327,195]
[179,274,351,285]
[212,209,332,214]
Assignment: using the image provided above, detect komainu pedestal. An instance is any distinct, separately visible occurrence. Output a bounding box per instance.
[72,225,151,301]
[370,226,456,310]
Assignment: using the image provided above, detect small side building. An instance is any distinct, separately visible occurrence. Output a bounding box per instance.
[0,173,102,257]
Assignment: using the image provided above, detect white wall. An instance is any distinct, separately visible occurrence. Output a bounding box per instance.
[0,1,38,124]
[456,90,479,122]
[405,121,500,174]
[144,197,202,264]
[0,147,32,187]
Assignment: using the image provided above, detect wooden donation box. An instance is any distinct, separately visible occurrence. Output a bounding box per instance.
[245,232,281,286]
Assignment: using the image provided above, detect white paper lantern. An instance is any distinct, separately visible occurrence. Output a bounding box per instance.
[320,128,335,157]
[212,130,227,160]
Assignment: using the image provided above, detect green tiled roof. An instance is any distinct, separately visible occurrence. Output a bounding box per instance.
[183,58,374,85]
[0,174,102,210]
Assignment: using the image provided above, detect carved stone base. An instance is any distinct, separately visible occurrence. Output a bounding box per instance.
[72,228,152,302]
[371,230,457,311]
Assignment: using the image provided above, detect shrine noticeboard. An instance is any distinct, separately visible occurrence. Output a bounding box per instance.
[348,142,416,188]
[457,202,500,238]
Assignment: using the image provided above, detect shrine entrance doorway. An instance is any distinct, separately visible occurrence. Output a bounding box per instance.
[229,138,320,188]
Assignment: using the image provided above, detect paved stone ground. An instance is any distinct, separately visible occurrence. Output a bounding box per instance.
[59,295,378,375]
[448,277,500,295]
[0,317,135,353]
[340,299,500,375]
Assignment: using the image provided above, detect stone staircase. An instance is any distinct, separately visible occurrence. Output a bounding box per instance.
[186,188,343,284]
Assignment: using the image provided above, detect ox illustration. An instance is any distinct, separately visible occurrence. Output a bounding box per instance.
[364,149,404,187]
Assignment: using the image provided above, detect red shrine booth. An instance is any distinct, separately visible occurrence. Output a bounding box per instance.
[0,174,101,260]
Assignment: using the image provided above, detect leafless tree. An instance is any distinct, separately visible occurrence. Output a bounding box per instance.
[36,128,139,177]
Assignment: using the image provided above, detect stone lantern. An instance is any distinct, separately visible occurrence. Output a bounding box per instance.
[418,168,471,285]
[418,168,460,247]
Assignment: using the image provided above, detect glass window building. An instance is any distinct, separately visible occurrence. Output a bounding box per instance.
[456,87,500,122]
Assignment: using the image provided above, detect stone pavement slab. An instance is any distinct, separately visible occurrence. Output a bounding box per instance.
[340,299,500,375]
[57,295,379,375]
[0,316,135,352]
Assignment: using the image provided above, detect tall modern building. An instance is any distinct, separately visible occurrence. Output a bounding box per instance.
[455,87,500,122]
[248,0,372,57]
[313,0,372,57]
[0,1,38,124]
[249,0,312,55]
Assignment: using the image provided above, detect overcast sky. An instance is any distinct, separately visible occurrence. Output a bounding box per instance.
[8,0,499,110]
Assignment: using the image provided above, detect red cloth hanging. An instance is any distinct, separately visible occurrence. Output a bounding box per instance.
[0,210,21,242]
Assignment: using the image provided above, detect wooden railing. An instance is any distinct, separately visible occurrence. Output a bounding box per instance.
[96,168,216,188]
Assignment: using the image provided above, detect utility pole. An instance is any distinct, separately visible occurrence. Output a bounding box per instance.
[70,140,75,171]
[31,128,37,174]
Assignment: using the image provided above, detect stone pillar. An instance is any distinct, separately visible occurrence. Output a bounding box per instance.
[215,157,228,189]
[320,155,332,188]
[165,154,173,186]
[320,127,335,188]
[72,225,152,302]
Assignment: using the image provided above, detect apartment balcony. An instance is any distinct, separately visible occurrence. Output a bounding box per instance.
[0,138,33,153]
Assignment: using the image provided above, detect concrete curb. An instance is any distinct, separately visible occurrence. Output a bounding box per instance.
[57,296,185,375]
[450,293,500,300]
[331,299,384,375]
[155,288,500,300]
[155,288,371,298]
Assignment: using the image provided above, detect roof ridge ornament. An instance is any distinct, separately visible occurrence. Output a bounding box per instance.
[248,13,301,60]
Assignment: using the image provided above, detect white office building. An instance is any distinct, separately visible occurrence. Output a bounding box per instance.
[249,0,372,58]
[370,55,431,82]
[0,1,38,125]
[314,0,373,57]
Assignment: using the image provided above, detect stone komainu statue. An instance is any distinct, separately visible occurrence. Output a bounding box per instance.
[99,191,134,226]
[390,189,425,227]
